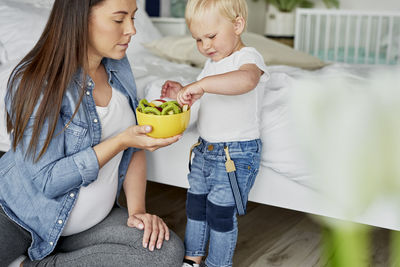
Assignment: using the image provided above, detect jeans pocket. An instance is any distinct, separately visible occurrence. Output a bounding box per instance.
[232,153,260,198]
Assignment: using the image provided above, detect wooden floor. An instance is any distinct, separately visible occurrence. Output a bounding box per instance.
[145,181,393,267]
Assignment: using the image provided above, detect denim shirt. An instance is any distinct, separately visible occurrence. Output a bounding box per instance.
[0,56,139,260]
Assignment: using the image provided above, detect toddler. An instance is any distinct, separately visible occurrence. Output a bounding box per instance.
[161,0,270,266]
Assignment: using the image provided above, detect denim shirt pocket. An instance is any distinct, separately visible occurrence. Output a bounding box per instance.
[63,120,88,156]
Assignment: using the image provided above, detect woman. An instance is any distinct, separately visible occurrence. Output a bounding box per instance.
[0,0,184,266]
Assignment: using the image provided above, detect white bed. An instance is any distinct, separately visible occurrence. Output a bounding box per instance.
[134,55,400,231]
[1,0,400,238]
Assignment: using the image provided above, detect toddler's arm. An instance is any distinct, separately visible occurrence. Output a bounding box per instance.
[177,63,263,106]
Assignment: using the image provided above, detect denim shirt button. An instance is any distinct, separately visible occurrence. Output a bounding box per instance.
[87,81,93,87]
[49,242,54,246]
[86,91,90,96]
[58,219,63,224]
[69,193,75,198]
[93,118,98,123]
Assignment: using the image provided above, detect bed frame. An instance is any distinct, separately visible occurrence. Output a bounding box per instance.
[294,8,400,65]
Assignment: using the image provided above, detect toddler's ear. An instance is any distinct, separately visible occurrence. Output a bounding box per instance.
[234,16,245,35]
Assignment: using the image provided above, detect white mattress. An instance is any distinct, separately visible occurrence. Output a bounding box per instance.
[144,111,400,231]
[131,53,400,230]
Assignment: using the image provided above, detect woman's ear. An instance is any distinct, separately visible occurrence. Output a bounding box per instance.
[234,16,245,35]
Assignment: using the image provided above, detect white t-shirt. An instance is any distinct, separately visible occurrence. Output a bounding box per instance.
[197,47,270,142]
[62,88,136,236]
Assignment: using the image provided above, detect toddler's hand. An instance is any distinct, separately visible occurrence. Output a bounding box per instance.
[161,80,183,99]
[177,82,204,106]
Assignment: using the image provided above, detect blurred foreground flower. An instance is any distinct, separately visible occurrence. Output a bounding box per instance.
[290,67,400,266]
[291,67,400,219]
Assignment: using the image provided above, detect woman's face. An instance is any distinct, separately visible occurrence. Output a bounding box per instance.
[88,0,137,62]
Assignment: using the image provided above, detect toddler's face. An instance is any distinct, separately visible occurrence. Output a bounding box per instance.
[189,9,244,62]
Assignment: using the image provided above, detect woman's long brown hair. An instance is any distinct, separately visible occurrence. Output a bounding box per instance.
[6,0,104,161]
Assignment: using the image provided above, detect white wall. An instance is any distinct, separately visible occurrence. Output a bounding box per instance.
[314,0,400,10]
[246,0,400,35]
[246,0,267,35]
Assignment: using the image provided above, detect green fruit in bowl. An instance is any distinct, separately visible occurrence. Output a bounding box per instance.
[138,98,188,115]
[136,98,191,138]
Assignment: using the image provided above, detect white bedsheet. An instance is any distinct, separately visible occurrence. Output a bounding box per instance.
[1,0,400,231]
[2,51,400,230]
[0,59,18,151]
[126,53,400,230]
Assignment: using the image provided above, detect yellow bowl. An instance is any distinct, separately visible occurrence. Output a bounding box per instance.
[136,108,191,138]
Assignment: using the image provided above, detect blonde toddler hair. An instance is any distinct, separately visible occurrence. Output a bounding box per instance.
[185,0,248,28]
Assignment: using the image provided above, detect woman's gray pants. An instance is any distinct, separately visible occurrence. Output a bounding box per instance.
[0,207,184,267]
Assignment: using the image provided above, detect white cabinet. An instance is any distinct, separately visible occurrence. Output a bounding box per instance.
[150,17,189,36]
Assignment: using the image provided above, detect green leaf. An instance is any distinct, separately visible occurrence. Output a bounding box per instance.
[322,0,340,8]
[299,0,314,8]
[254,0,339,11]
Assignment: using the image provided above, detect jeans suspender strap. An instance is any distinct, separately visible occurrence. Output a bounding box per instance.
[224,146,246,216]
[188,141,201,172]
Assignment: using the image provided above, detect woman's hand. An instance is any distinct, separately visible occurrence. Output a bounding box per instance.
[161,80,183,99]
[94,125,179,168]
[127,213,170,251]
[120,125,181,151]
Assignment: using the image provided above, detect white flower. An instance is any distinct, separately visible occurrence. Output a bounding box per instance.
[290,67,400,222]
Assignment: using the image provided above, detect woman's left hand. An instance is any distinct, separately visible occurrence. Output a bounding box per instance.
[127,213,170,251]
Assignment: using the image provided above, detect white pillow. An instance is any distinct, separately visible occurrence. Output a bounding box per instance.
[0,0,161,63]
[0,42,7,65]
[0,3,49,63]
[143,32,328,70]
[260,72,313,187]
[126,0,162,56]
[2,0,54,9]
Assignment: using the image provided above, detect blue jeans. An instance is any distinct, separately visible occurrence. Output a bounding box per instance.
[185,137,261,267]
